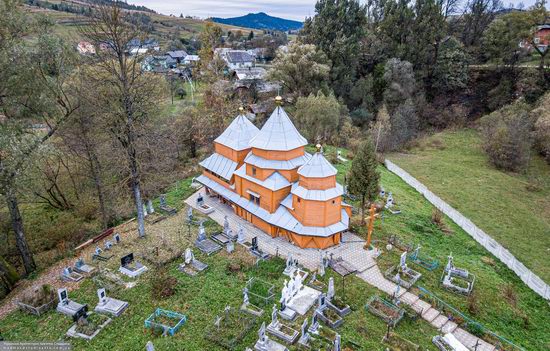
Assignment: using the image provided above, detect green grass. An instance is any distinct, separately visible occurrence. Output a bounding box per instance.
[387,129,550,283]
[2,144,549,350]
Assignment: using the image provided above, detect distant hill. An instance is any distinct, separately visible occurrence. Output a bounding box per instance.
[211,12,302,31]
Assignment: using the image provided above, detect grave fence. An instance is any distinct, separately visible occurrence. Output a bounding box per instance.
[385,159,550,301]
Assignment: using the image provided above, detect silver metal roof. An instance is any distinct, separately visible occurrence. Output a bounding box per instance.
[244,152,312,170]
[214,114,260,151]
[234,165,291,191]
[249,106,308,151]
[291,183,343,201]
[298,152,338,178]
[199,153,238,181]
[196,175,349,238]
[280,194,294,210]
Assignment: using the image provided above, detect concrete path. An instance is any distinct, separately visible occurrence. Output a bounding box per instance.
[186,188,496,351]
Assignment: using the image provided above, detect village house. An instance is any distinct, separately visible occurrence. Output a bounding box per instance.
[183,54,200,65]
[215,48,256,70]
[166,50,188,64]
[196,97,351,249]
[534,24,550,52]
[76,41,95,55]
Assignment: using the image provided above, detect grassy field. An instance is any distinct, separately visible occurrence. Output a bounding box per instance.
[2,147,549,350]
[387,129,550,283]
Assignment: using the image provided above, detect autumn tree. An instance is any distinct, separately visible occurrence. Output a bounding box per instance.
[0,0,78,274]
[198,21,223,73]
[293,92,343,143]
[348,138,380,224]
[268,42,330,97]
[80,4,162,237]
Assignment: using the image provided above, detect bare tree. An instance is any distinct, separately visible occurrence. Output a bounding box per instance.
[80,4,161,237]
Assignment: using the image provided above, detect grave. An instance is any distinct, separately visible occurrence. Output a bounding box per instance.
[17,284,57,316]
[314,293,343,329]
[195,221,222,255]
[432,333,469,351]
[409,245,439,271]
[384,252,422,289]
[144,308,187,336]
[146,341,155,351]
[74,257,96,275]
[326,277,351,317]
[213,215,238,244]
[93,268,135,292]
[240,286,265,317]
[56,288,87,318]
[113,233,121,244]
[250,237,270,260]
[298,318,310,347]
[226,240,235,253]
[92,246,113,261]
[281,272,321,319]
[441,254,475,295]
[159,194,177,215]
[94,288,128,317]
[308,313,320,334]
[190,177,203,189]
[66,311,111,340]
[306,272,327,292]
[384,192,401,214]
[254,322,289,351]
[119,253,148,278]
[365,295,405,327]
[178,248,208,276]
[205,305,257,350]
[196,194,214,214]
[266,304,299,344]
[333,334,341,351]
[60,267,84,283]
[283,253,298,276]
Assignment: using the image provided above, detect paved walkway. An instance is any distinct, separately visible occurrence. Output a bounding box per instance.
[186,188,496,351]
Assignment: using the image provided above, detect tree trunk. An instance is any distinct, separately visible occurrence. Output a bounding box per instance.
[128,148,145,237]
[5,181,36,275]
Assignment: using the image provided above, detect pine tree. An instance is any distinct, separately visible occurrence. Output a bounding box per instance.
[348,138,380,224]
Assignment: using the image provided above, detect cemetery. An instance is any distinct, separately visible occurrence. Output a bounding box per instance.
[1,167,548,351]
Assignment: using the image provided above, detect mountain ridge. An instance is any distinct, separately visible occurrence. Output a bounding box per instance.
[211,12,303,31]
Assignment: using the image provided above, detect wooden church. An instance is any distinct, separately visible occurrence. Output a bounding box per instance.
[196,97,351,249]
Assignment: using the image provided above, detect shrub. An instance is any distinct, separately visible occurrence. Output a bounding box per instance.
[479,101,534,172]
[532,93,550,164]
[466,322,484,337]
[150,269,178,299]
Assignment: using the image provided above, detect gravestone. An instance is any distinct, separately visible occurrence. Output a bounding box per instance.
[160,195,167,208]
[226,241,235,253]
[251,237,258,251]
[187,207,193,223]
[146,341,155,351]
[105,241,113,250]
[143,203,148,217]
[254,322,288,351]
[400,252,407,270]
[94,288,128,317]
[119,253,148,278]
[180,248,208,275]
[195,222,222,255]
[147,200,154,214]
[327,277,335,301]
[333,334,341,351]
[266,304,299,344]
[114,233,121,244]
[237,226,246,244]
[74,257,95,274]
[298,318,310,346]
[250,237,270,260]
[223,216,230,234]
[308,313,319,334]
[56,288,86,318]
[380,187,386,198]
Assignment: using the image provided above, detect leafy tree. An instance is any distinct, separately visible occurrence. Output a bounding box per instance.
[0,0,78,274]
[294,92,343,143]
[301,0,367,103]
[433,37,469,93]
[347,138,380,224]
[176,87,187,99]
[482,14,529,66]
[248,31,254,40]
[198,21,223,71]
[480,101,534,171]
[268,42,330,97]
[382,58,419,112]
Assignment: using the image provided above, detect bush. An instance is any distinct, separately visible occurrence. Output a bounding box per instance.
[532,93,550,164]
[150,269,178,299]
[479,101,534,172]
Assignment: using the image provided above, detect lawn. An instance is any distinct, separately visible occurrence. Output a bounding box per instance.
[1,147,549,350]
[388,129,550,284]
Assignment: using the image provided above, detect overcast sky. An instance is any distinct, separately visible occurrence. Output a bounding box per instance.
[128,0,543,21]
